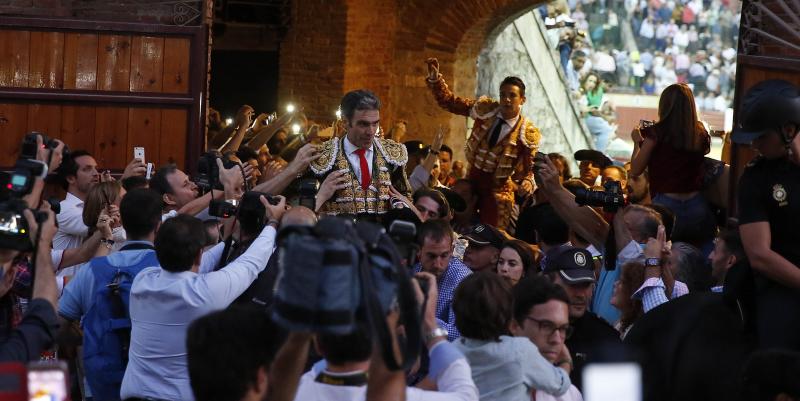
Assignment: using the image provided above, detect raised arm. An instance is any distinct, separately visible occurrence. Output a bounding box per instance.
[425,58,475,117]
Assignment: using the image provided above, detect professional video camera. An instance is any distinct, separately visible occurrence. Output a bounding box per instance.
[208,190,280,219]
[0,133,63,251]
[574,180,625,212]
[194,151,240,194]
[272,217,422,371]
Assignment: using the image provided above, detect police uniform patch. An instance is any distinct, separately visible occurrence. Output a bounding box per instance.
[574,252,587,267]
[773,184,788,206]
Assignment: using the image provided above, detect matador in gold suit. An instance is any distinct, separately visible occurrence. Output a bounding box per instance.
[310,89,411,220]
[425,58,541,231]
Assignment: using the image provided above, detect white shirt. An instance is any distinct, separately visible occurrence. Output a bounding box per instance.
[535,386,584,401]
[53,192,88,250]
[120,226,276,401]
[343,136,374,184]
[487,114,520,146]
[293,343,478,401]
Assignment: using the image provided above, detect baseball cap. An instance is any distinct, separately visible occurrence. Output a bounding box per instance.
[461,223,505,249]
[732,80,800,144]
[574,149,613,169]
[543,246,595,284]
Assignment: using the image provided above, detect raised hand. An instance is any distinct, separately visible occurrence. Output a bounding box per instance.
[426,57,440,81]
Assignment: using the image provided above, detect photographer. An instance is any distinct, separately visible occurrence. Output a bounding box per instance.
[150,158,249,220]
[120,196,286,401]
[290,273,479,401]
[0,206,59,361]
[733,80,800,351]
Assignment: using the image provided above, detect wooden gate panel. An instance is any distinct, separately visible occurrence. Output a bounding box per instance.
[60,105,97,153]
[29,31,65,89]
[127,107,162,166]
[0,30,31,87]
[0,103,28,162]
[160,108,188,165]
[94,106,130,170]
[162,38,190,94]
[129,36,165,92]
[26,104,62,138]
[97,34,132,92]
[63,33,99,90]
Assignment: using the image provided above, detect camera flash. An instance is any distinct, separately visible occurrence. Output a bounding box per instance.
[292,123,301,134]
[286,104,296,113]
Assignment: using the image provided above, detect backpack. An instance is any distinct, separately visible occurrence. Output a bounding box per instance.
[81,247,159,401]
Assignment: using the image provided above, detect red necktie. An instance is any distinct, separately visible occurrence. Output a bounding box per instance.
[354,148,371,190]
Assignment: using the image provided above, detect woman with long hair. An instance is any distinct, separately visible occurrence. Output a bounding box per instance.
[580,72,616,152]
[610,261,648,339]
[629,83,715,248]
[495,240,536,286]
[82,181,126,251]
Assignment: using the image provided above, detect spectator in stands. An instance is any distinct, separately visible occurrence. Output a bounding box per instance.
[630,83,714,248]
[511,276,584,401]
[462,224,505,272]
[495,240,536,286]
[413,220,472,341]
[120,196,286,400]
[579,73,615,152]
[453,272,571,400]
[292,273,479,401]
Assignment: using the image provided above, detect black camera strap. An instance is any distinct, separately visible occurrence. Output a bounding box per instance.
[357,223,422,372]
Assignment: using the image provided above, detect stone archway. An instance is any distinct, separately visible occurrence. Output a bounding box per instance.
[278,0,550,158]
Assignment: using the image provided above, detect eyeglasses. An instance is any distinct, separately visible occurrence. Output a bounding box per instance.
[525,317,574,339]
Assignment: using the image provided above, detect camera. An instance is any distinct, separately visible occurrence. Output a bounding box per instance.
[195,151,239,193]
[20,132,70,162]
[209,191,280,219]
[574,180,625,212]
[297,178,319,211]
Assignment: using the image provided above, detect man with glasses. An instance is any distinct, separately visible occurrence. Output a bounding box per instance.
[511,275,583,401]
[542,246,621,391]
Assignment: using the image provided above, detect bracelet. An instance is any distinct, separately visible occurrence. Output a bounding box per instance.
[267,219,280,228]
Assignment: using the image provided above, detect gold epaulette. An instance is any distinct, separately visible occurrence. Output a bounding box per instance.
[310,137,339,175]
[376,138,408,167]
[518,120,542,149]
[472,96,500,118]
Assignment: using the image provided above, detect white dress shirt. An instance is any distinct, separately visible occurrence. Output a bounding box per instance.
[293,341,478,401]
[535,385,584,401]
[342,136,374,184]
[120,225,276,401]
[488,114,520,145]
[53,192,88,250]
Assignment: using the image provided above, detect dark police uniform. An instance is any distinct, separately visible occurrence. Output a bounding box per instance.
[737,155,800,350]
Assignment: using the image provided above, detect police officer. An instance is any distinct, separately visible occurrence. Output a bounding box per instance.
[734,79,800,351]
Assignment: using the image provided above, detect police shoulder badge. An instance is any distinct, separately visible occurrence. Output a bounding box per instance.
[773,184,788,206]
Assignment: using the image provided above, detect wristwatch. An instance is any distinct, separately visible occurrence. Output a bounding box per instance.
[100,238,115,249]
[645,257,661,267]
[424,327,448,343]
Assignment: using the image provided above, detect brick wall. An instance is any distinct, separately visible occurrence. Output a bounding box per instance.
[278,0,547,161]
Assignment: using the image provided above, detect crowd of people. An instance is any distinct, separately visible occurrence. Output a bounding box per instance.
[541,0,739,152]
[2,55,800,401]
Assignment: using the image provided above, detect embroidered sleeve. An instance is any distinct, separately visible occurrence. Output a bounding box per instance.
[310,138,338,175]
[426,75,474,117]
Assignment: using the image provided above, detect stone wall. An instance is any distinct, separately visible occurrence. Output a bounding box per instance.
[477,11,592,162]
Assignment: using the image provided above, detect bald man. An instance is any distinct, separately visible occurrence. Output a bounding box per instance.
[281,206,318,227]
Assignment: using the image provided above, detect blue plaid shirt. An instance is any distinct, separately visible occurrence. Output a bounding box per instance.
[414,258,472,341]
